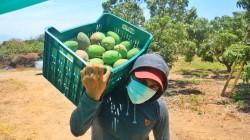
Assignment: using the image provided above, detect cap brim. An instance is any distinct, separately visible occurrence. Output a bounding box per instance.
[134,71,163,90]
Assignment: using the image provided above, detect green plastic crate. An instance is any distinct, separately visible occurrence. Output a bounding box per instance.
[43,13,153,105]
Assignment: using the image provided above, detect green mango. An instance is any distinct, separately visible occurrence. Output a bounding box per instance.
[87,45,106,58]
[101,36,116,50]
[114,44,127,58]
[127,48,140,59]
[102,50,121,65]
[113,59,128,67]
[89,58,104,64]
[104,65,112,71]
[64,40,78,51]
[107,31,120,44]
[75,50,89,61]
[77,32,90,50]
[90,32,106,44]
[120,41,132,50]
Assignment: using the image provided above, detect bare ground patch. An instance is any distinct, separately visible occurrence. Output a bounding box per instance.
[0,69,249,140]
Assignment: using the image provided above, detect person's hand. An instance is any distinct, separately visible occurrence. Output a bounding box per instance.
[80,64,111,101]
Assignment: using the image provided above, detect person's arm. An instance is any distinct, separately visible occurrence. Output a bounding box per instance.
[70,91,102,136]
[70,64,111,136]
[153,100,170,140]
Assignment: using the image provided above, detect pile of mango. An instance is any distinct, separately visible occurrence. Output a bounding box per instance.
[63,31,140,68]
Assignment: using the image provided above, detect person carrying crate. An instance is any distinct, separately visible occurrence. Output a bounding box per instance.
[70,53,170,140]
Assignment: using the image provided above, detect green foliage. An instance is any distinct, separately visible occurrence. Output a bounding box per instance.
[211,12,247,39]
[196,12,247,72]
[242,63,250,83]
[232,84,250,101]
[223,43,250,83]
[102,0,145,25]
[0,39,43,55]
[102,0,198,67]
[199,32,239,71]
[182,41,196,62]
[197,42,214,62]
[187,18,210,48]
[212,32,239,54]
[172,56,226,73]
[237,0,250,21]
[244,44,250,60]
[184,7,197,24]
[101,0,248,71]
[144,15,191,67]
[223,43,250,64]
[146,0,197,23]
[231,12,248,39]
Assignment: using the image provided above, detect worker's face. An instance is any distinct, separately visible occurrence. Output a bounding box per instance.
[138,78,161,91]
[127,76,159,104]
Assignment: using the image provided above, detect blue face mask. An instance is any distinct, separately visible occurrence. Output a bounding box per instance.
[126,77,157,104]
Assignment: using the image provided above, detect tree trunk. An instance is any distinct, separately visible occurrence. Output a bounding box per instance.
[227,60,246,97]
[224,23,250,96]
[217,57,232,72]
[225,64,232,73]
[221,62,236,97]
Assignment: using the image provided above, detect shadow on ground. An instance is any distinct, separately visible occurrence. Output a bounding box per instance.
[180,69,229,80]
[164,79,203,96]
[233,84,250,113]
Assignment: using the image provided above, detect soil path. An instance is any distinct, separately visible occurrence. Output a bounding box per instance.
[0,69,249,140]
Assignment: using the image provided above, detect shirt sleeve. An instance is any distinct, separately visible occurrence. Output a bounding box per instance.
[70,91,102,136]
[153,99,170,140]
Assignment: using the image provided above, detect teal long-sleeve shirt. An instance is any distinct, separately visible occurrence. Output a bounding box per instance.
[70,81,170,140]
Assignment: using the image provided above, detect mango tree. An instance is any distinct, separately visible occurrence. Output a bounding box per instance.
[220,1,250,96]
[242,63,250,84]
[237,0,250,21]
[102,0,145,26]
[221,40,250,96]
[146,0,197,23]
[144,16,195,67]
[198,13,247,72]
[102,0,197,67]
[187,18,210,50]
[200,32,239,72]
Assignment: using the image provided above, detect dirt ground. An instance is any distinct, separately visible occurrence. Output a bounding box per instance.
[0,68,250,140]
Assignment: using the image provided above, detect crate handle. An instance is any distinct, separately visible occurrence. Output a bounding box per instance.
[59,50,73,63]
[122,24,135,34]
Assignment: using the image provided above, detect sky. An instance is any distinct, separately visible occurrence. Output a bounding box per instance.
[0,0,244,42]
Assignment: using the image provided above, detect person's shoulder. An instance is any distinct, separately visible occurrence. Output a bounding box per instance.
[156,99,166,108]
[156,99,168,116]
